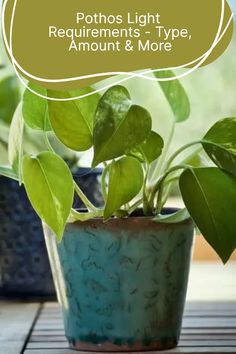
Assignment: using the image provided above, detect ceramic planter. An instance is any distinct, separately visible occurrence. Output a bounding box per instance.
[44,210,194,351]
[0,168,103,298]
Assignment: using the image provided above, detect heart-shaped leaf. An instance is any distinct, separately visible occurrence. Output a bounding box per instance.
[180,167,236,263]
[104,156,143,219]
[154,70,190,122]
[22,82,51,131]
[129,131,163,163]
[8,103,24,175]
[22,152,74,240]
[0,75,20,124]
[202,117,236,176]
[93,86,152,166]
[48,87,100,151]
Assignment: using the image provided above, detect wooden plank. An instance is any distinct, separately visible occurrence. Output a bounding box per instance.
[26,340,236,349]
[185,302,236,311]
[38,312,236,319]
[31,323,235,332]
[37,316,62,320]
[0,302,40,354]
[40,303,236,314]
[27,342,69,349]
[34,317,236,331]
[29,334,236,342]
[41,302,235,308]
[30,334,236,344]
[30,335,67,342]
[32,330,65,336]
[24,348,236,354]
[42,303,61,309]
[25,302,236,354]
[25,350,79,354]
[42,302,236,310]
[30,328,236,338]
[181,335,236,340]
[181,329,236,335]
[29,334,236,345]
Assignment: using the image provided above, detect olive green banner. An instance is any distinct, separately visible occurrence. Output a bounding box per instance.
[2,0,234,90]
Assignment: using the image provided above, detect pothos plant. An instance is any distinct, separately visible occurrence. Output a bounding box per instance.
[2,71,236,264]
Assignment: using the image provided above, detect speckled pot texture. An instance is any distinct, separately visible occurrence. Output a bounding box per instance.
[44,211,194,352]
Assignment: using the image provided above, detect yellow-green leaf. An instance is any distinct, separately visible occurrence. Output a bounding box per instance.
[104,156,143,219]
[22,152,74,240]
[93,86,152,166]
[22,82,51,131]
[48,87,100,151]
[0,75,20,124]
[8,103,24,175]
[203,117,236,177]
[154,70,190,122]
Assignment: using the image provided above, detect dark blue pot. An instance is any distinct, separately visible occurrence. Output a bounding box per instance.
[44,210,194,351]
[0,168,103,299]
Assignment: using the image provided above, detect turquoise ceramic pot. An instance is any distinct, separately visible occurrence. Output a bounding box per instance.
[44,210,194,351]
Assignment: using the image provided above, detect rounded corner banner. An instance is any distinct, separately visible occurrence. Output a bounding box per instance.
[2,0,234,91]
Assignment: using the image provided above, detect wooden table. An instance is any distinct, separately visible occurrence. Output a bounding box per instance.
[0,302,236,354]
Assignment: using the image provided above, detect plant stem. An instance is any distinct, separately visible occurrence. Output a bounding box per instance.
[151,119,175,183]
[128,198,143,215]
[101,164,109,201]
[70,208,103,222]
[165,140,202,171]
[143,164,152,215]
[73,181,97,212]
[157,175,181,211]
[156,180,166,214]
[153,143,203,208]
[149,164,189,211]
[44,132,54,152]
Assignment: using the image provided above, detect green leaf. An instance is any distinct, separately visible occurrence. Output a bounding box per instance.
[22,152,74,240]
[48,87,100,151]
[0,141,8,164]
[129,131,163,163]
[104,156,143,219]
[8,103,24,175]
[0,76,20,125]
[0,165,18,180]
[179,168,236,263]
[153,70,190,122]
[202,117,236,176]
[22,82,51,131]
[154,208,190,224]
[0,121,10,144]
[93,86,152,166]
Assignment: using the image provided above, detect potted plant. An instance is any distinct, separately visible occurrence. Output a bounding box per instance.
[2,72,236,351]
